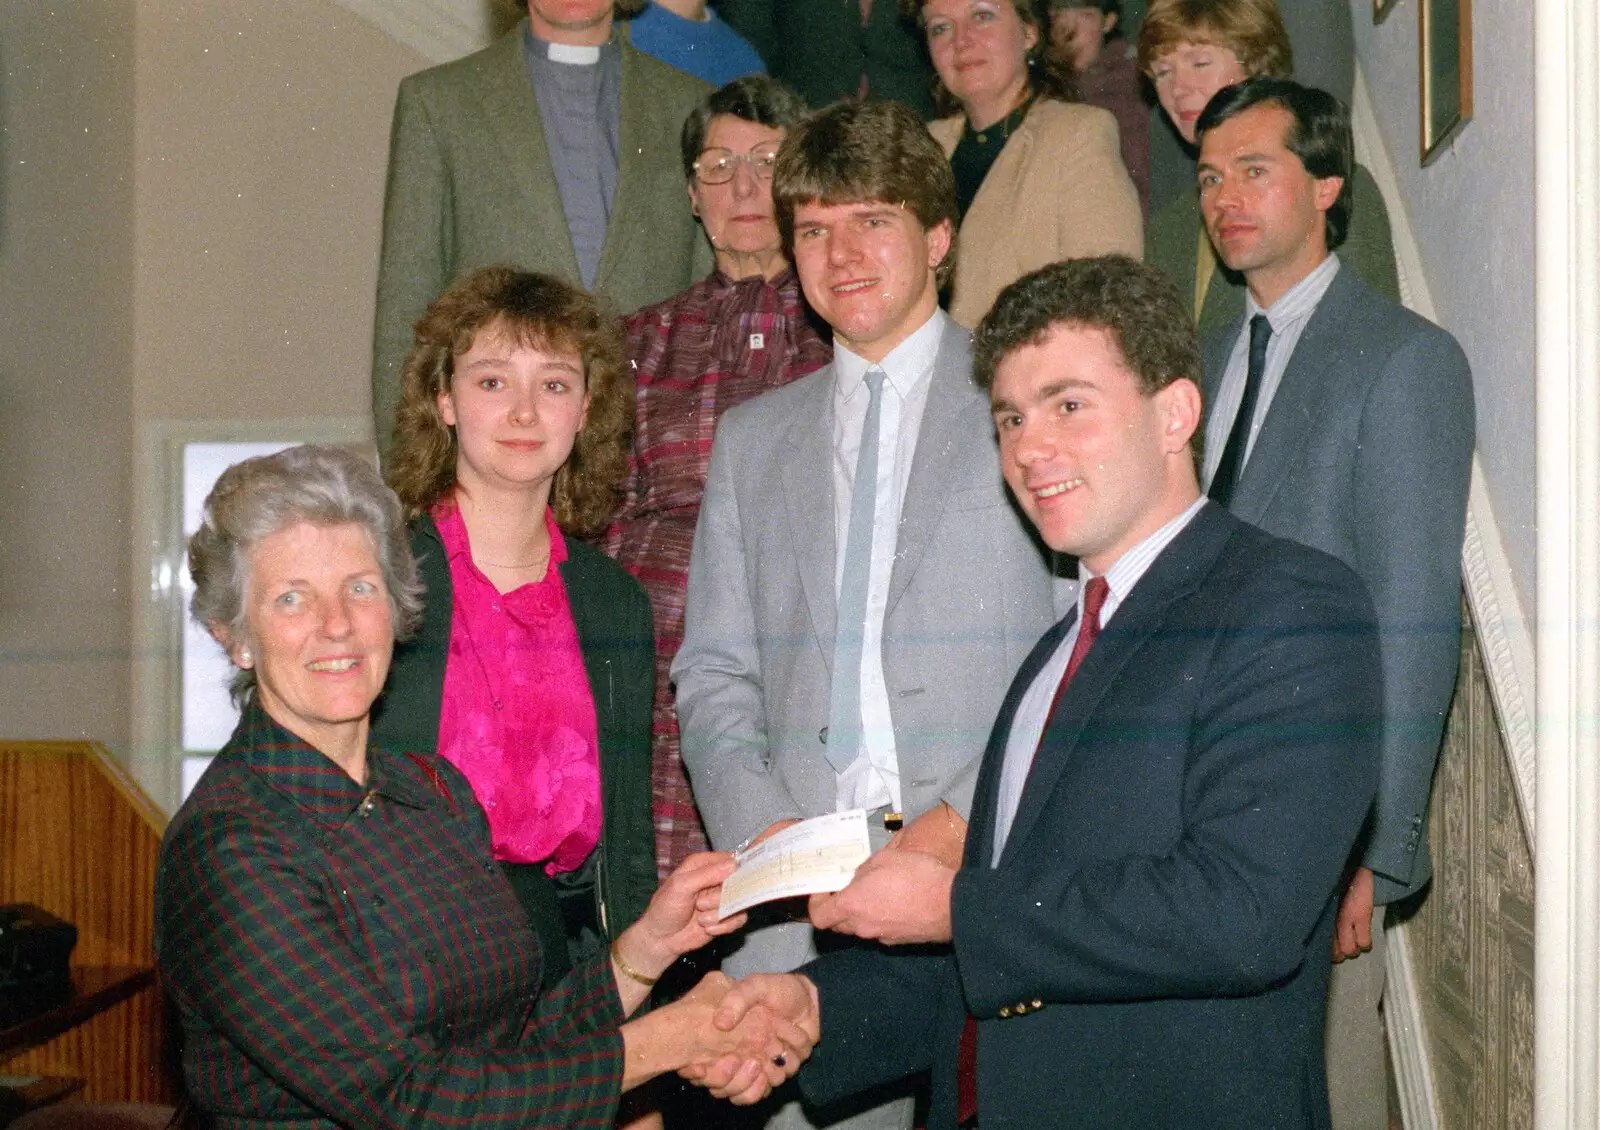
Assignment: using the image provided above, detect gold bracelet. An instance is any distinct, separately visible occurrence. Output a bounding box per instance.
[611,941,660,987]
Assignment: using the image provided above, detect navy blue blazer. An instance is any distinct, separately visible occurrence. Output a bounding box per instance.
[799,503,1381,1129]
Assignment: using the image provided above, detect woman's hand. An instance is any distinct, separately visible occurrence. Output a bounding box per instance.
[610,853,747,1012]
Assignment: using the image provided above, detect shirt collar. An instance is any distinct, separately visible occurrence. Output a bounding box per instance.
[524,24,617,65]
[1078,495,1209,616]
[239,699,437,825]
[1246,252,1341,331]
[833,307,946,405]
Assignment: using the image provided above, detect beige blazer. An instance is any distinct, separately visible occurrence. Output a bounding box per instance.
[932,99,1143,328]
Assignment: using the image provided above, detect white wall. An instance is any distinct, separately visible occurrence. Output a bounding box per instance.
[0,3,137,747]
[1351,0,1537,616]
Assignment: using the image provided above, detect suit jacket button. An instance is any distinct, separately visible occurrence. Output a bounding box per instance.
[819,727,828,744]
[998,1007,1011,1019]
[1031,999,1043,1010]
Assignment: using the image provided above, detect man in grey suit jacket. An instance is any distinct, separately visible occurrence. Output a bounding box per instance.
[1196,78,1474,1129]
[672,100,1058,1130]
[371,0,712,458]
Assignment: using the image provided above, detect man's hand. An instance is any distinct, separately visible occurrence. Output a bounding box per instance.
[1332,866,1375,962]
[680,973,821,1104]
[808,848,955,944]
[887,802,968,870]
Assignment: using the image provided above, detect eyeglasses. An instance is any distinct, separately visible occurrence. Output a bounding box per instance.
[693,145,781,185]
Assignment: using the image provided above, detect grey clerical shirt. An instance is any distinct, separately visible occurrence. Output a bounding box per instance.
[524,30,622,289]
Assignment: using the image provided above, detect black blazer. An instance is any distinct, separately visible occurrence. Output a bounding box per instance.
[371,516,658,939]
[800,504,1382,1129]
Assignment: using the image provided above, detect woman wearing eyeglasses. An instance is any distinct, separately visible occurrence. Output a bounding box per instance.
[600,74,832,881]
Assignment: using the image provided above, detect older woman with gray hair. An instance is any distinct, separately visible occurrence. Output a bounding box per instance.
[601,74,832,878]
[154,444,816,1129]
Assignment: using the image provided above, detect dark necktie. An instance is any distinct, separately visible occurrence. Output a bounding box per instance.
[1208,314,1273,507]
[955,577,1112,1125]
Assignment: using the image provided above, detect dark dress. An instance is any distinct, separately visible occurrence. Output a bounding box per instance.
[155,701,628,1129]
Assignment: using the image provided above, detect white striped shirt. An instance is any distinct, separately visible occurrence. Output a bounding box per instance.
[991,496,1210,862]
[1202,254,1342,489]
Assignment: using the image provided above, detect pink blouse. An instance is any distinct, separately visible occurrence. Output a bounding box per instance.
[433,500,601,874]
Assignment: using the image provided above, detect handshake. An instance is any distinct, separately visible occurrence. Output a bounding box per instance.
[618,806,969,1103]
[669,969,823,1104]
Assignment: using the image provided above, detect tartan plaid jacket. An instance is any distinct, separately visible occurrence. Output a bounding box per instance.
[155,701,626,1128]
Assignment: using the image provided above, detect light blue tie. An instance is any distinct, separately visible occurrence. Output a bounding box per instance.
[825,367,886,774]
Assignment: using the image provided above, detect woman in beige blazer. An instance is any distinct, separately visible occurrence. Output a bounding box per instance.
[914,0,1142,327]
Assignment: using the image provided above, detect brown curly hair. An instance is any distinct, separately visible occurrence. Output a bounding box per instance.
[384,267,633,539]
[902,0,1081,117]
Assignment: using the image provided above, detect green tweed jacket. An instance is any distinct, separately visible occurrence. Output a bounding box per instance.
[371,516,658,942]
[371,20,713,457]
[1146,161,1399,341]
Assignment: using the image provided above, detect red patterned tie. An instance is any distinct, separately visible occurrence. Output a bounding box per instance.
[954,577,1111,1125]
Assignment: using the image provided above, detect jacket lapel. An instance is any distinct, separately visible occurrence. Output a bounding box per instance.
[1228,271,1356,523]
[781,372,841,664]
[475,20,581,281]
[596,30,665,286]
[965,611,1076,867]
[997,505,1232,863]
[887,322,979,615]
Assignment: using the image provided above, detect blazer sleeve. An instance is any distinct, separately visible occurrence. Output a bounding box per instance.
[1051,108,1143,262]
[1351,326,1474,900]
[950,552,1382,1015]
[372,75,451,462]
[670,421,808,849]
[797,944,956,1109]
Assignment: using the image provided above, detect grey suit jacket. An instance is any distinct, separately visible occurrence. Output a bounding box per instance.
[1202,266,1474,903]
[672,316,1060,851]
[371,20,713,457]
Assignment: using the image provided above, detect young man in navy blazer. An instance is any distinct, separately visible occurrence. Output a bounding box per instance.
[698,255,1385,1129]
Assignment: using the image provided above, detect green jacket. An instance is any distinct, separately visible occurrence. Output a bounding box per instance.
[371,516,658,941]
[371,20,713,457]
[1146,161,1399,341]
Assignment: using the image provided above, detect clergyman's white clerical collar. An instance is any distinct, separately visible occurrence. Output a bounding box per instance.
[547,41,602,64]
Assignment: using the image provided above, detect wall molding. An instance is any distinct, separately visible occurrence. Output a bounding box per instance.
[1351,63,1540,1130]
[330,0,499,65]
[1532,0,1600,1124]
[1351,66,1537,844]
[1384,923,1442,1130]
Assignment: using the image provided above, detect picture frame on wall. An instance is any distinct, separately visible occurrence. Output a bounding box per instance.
[1374,0,1400,24]
[1420,0,1473,164]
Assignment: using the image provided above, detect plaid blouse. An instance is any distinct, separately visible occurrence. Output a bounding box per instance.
[155,702,626,1128]
[602,267,831,875]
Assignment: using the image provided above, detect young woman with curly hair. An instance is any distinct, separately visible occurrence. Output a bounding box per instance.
[374,266,659,1000]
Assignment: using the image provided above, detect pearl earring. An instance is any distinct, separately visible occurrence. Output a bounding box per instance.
[239,648,253,666]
